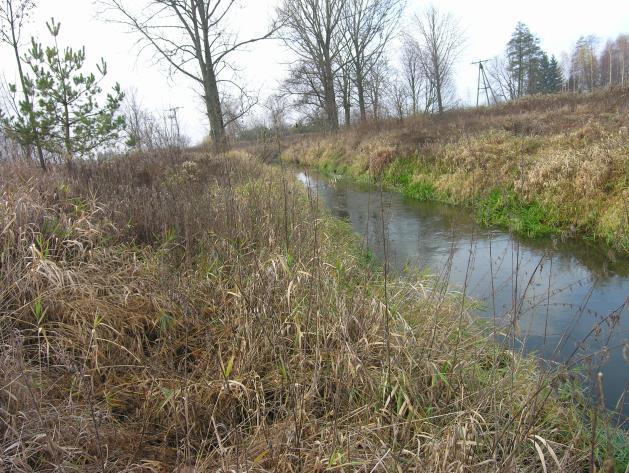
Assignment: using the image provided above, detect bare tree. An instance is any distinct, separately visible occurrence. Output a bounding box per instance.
[412,6,464,113]
[0,117,21,161]
[0,0,47,169]
[265,94,289,133]
[388,76,407,121]
[122,88,150,150]
[342,0,404,122]
[277,0,345,132]
[100,0,276,152]
[281,59,326,117]
[123,90,190,151]
[366,56,388,120]
[335,46,354,127]
[487,55,517,101]
[264,93,289,155]
[617,35,629,86]
[400,33,423,115]
[568,35,599,92]
[0,1,33,110]
[597,38,628,88]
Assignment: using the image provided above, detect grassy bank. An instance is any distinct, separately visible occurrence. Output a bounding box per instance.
[282,87,629,253]
[1,150,626,471]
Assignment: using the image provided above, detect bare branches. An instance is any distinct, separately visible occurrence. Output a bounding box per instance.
[278,0,406,129]
[400,33,424,115]
[100,1,203,84]
[342,0,404,121]
[411,5,464,113]
[0,0,47,170]
[487,56,516,101]
[100,0,276,150]
[277,0,346,131]
[0,0,35,46]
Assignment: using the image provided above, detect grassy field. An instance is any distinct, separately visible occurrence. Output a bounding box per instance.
[1,150,627,471]
[282,87,629,253]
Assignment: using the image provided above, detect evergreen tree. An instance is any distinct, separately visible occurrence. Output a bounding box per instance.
[506,22,543,97]
[536,51,551,93]
[546,55,563,92]
[537,52,563,93]
[0,0,48,170]
[2,18,125,160]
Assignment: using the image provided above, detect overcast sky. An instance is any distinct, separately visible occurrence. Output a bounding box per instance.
[1,0,628,143]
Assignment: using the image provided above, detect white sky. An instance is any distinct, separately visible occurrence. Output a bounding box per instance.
[1,0,628,143]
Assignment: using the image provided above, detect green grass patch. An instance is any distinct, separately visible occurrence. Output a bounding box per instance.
[401,179,436,201]
[477,189,558,238]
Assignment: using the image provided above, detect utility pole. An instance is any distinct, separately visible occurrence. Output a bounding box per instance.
[167,106,182,147]
[472,59,497,106]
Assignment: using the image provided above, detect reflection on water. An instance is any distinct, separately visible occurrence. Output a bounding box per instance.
[297,171,628,417]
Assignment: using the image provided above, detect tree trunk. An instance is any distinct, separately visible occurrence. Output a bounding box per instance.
[435,70,443,113]
[35,143,47,172]
[11,23,46,169]
[323,61,339,132]
[355,62,367,121]
[198,6,228,153]
[340,66,351,127]
[62,98,73,160]
[372,89,379,120]
[204,68,228,152]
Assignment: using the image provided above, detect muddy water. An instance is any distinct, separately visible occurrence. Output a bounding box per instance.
[297,171,628,418]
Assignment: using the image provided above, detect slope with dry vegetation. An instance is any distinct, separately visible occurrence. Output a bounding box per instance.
[1,150,626,471]
[282,87,629,253]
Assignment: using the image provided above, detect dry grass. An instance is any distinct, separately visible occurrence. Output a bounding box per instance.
[0,149,617,471]
[282,87,629,252]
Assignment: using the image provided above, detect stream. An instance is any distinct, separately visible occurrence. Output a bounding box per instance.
[297,170,629,419]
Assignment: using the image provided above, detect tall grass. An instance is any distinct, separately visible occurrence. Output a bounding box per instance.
[0,150,621,471]
[281,87,629,253]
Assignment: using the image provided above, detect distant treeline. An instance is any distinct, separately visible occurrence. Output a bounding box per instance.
[489,23,628,100]
[2,0,628,153]
[246,10,629,138]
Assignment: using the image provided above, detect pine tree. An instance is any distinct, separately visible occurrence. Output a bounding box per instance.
[537,51,551,93]
[3,18,125,160]
[546,55,563,93]
[506,22,543,97]
[0,0,48,170]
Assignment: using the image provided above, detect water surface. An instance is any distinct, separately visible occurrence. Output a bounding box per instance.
[297,170,628,419]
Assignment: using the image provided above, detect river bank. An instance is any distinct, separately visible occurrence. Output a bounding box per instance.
[1,150,626,471]
[297,169,629,417]
[282,88,629,254]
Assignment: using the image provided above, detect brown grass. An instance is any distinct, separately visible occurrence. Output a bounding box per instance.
[281,87,629,252]
[0,149,612,471]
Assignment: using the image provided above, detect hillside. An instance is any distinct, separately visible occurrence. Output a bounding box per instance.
[282,87,629,253]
